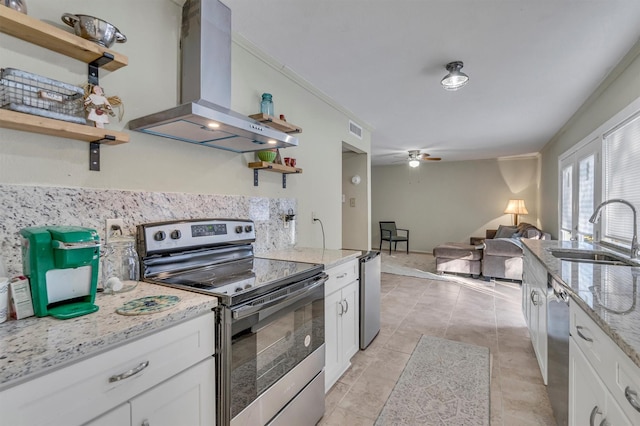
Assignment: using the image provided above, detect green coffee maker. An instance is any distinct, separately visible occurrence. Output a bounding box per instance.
[20,226,101,319]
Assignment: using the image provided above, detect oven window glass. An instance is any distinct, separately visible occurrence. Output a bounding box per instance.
[230,290,324,418]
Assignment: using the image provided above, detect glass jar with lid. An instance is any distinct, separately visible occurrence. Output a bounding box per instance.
[260,93,274,116]
[101,235,140,294]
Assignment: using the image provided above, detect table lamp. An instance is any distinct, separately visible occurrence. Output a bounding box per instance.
[504,199,528,225]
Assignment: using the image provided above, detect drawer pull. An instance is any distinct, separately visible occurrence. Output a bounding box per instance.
[576,325,594,342]
[625,386,640,412]
[530,289,539,306]
[336,273,348,279]
[589,405,602,426]
[343,299,349,314]
[109,360,150,383]
[338,300,344,316]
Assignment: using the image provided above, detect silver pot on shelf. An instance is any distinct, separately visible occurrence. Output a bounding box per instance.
[61,13,127,48]
[4,0,27,14]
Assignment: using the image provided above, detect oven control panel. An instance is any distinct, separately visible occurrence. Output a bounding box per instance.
[138,219,255,255]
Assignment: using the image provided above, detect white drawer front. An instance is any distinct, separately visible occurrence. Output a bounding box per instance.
[616,357,640,423]
[1,312,215,426]
[325,260,358,295]
[571,302,613,383]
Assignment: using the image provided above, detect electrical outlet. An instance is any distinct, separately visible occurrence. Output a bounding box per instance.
[105,218,125,244]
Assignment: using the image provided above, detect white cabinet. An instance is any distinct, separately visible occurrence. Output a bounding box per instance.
[0,312,215,426]
[324,259,359,392]
[87,357,215,426]
[522,251,548,384]
[130,357,215,426]
[569,337,631,425]
[570,302,640,424]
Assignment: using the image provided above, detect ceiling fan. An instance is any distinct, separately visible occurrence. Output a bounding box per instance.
[407,150,441,167]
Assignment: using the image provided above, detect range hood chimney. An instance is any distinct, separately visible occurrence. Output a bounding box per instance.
[128,0,298,152]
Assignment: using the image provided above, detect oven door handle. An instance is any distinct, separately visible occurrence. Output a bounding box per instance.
[231,273,327,320]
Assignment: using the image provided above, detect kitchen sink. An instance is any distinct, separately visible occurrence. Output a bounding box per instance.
[548,249,639,266]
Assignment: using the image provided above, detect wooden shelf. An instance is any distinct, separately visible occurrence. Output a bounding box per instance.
[248,161,302,174]
[248,161,302,188]
[248,113,302,134]
[0,109,129,144]
[0,7,128,71]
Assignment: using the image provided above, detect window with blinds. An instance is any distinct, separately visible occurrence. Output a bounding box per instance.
[561,164,573,240]
[603,111,640,246]
[578,154,595,238]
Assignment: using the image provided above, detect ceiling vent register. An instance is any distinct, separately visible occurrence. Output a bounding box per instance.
[349,120,363,139]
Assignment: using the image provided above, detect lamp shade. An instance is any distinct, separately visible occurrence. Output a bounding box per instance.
[409,159,420,168]
[504,199,528,215]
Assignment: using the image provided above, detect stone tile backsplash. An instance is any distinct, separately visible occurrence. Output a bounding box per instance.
[0,184,296,277]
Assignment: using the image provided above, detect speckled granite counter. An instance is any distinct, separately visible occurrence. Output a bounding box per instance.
[259,247,362,269]
[0,283,217,390]
[522,239,640,368]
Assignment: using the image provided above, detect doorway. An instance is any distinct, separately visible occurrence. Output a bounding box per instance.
[342,142,370,250]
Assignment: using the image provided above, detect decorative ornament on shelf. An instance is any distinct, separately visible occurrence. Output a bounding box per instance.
[83,84,124,128]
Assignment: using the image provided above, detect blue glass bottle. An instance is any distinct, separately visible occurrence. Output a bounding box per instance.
[260,93,274,116]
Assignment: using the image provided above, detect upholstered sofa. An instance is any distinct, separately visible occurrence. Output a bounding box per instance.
[482,223,550,281]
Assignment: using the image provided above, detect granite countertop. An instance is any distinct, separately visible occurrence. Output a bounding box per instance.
[259,246,362,269]
[522,239,640,368]
[0,283,217,390]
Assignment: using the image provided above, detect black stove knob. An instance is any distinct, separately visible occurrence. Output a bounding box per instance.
[235,226,243,234]
[154,231,166,241]
[244,284,252,289]
[244,225,253,232]
[170,230,182,240]
[235,287,243,293]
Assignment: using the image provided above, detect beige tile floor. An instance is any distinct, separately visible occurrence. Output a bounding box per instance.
[319,252,556,426]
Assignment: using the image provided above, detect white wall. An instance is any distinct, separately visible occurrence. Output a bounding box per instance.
[371,157,540,253]
[0,0,371,249]
[539,43,640,236]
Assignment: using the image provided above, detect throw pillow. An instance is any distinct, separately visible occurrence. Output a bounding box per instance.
[495,225,518,239]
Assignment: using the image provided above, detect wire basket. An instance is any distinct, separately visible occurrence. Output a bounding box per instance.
[0,67,87,124]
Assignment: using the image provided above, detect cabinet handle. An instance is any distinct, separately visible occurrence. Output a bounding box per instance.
[338,301,344,316]
[576,325,594,343]
[530,289,538,306]
[590,405,602,426]
[625,386,640,412]
[108,360,150,383]
[343,299,349,314]
[336,273,347,279]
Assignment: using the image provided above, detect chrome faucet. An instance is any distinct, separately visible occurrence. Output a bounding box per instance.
[589,199,639,258]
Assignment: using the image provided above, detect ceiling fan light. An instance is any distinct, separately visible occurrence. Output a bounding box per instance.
[441,61,469,91]
[409,159,420,168]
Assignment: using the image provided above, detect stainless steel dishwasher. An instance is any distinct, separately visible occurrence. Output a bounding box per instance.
[547,274,570,426]
[359,250,381,349]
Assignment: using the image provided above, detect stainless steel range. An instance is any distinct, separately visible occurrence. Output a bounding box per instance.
[137,219,327,426]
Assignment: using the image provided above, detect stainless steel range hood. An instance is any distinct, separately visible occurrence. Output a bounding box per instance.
[128,0,298,152]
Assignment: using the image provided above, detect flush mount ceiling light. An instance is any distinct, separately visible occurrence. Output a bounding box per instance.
[441,61,469,91]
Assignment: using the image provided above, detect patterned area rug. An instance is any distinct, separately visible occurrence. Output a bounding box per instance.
[375,335,490,425]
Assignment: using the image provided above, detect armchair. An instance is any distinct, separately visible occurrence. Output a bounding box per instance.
[379,221,409,254]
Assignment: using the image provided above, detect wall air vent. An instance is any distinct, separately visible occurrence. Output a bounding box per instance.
[349,120,363,139]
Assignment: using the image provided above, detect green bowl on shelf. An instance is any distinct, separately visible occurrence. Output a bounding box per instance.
[257,150,277,162]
